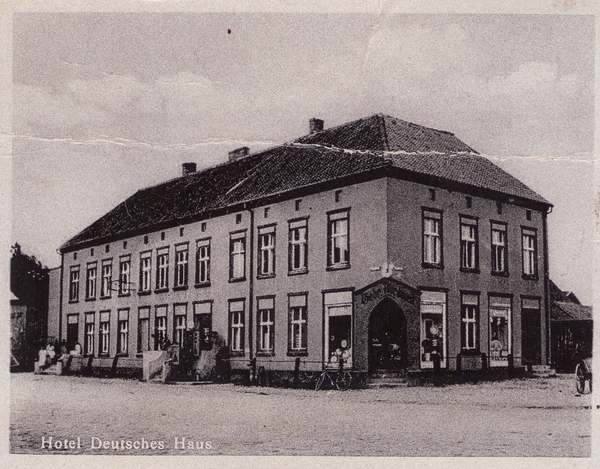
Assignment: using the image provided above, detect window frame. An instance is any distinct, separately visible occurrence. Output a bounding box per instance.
[422,208,443,269]
[326,209,350,270]
[100,259,112,299]
[69,265,80,303]
[323,289,353,368]
[173,243,189,290]
[521,227,538,279]
[84,312,95,356]
[288,218,308,275]
[137,306,151,354]
[488,294,512,367]
[116,308,129,356]
[460,292,480,354]
[139,250,152,295]
[257,224,276,279]
[195,238,211,287]
[229,231,247,282]
[154,305,168,350]
[419,289,447,369]
[99,310,110,357]
[85,262,97,301]
[490,221,509,276]
[459,216,479,273]
[118,255,131,297]
[155,247,169,292]
[228,299,246,357]
[256,296,275,356]
[288,292,308,356]
[173,303,188,346]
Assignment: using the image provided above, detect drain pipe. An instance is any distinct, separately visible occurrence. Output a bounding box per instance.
[247,205,255,363]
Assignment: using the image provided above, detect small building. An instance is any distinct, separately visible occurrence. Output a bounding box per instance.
[549,280,593,373]
[57,114,552,381]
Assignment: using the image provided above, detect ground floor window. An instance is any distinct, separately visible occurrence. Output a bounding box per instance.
[173,303,187,346]
[257,297,275,355]
[99,311,110,356]
[420,290,447,369]
[288,293,308,355]
[154,305,167,350]
[117,308,129,355]
[489,295,511,367]
[229,299,245,356]
[137,307,150,354]
[84,313,94,356]
[461,293,479,353]
[323,290,353,368]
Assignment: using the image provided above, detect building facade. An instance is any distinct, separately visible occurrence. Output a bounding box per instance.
[58,114,552,379]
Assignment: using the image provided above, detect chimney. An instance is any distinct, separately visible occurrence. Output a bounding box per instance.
[182,162,197,176]
[228,146,250,161]
[309,118,324,134]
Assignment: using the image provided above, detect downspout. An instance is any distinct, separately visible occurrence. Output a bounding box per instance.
[58,252,64,345]
[542,208,551,365]
[247,206,255,361]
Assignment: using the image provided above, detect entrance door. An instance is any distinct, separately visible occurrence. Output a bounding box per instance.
[66,314,79,352]
[369,299,406,372]
[522,308,541,365]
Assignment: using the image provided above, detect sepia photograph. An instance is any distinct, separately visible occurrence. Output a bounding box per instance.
[3,1,597,466]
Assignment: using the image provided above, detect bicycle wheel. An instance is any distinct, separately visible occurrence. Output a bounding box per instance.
[315,372,326,391]
[336,371,352,391]
[575,363,586,394]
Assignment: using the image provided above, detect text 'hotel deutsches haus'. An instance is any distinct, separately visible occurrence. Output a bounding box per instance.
[58,114,552,381]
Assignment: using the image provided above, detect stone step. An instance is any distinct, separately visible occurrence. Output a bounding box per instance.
[529,365,556,377]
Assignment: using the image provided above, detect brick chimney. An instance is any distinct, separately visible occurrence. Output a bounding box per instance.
[182,162,197,176]
[228,147,250,161]
[309,118,324,134]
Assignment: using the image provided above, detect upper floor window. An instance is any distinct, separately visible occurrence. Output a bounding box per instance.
[289,219,308,274]
[491,222,508,275]
[119,255,131,296]
[174,243,189,288]
[422,209,442,267]
[327,210,349,269]
[156,247,169,291]
[257,225,276,278]
[86,262,97,300]
[195,238,211,285]
[139,251,152,293]
[69,265,80,302]
[229,232,246,281]
[460,216,478,272]
[101,259,112,298]
[522,228,538,278]
[461,293,479,353]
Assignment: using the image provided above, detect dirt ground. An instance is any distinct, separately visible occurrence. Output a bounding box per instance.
[9,372,592,457]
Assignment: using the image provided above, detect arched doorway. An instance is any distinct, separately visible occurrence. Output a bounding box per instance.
[368,298,407,372]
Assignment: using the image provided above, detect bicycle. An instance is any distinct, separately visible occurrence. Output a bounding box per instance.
[315,359,352,391]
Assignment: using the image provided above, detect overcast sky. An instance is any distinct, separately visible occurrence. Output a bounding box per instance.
[10,12,595,304]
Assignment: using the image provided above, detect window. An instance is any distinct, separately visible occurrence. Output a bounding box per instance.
[288,293,307,355]
[84,313,94,356]
[422,209,442,267]
[429,188,436,201]
[289,219,308,274]
[173,304,187,346]
[99,311,110,356]
[137,307,150,354]
[489,296,511,367]
[156,247,169,291]
[139,251,152,293]
[101,260,112,298]
[420,290,446,369]
[69,266,80,302]
[466,196,472,208]
[86,262,97,300]
[228,300,245,356]
[193,301,212,355]
[526,210,532,221]
[460,216,478,271]
[195,239,211,285]
[119,256,131,295]
[461,293,479,353]
[327,210,349,269]
[229,232,246,281]
[105,244,110,253]
[236,214,242,224]
[257,226,276,278]
[522,228,538,278]
[117,309,129,355]
[491,222,508,275]
[154,305,167,350]
[174,243,189,288]
[335,190,342,203]
[295,199,301,211]
[323,291,353,367]
[257,297,275,355]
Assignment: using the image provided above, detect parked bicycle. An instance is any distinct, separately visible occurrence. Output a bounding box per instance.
[315,358,352,391]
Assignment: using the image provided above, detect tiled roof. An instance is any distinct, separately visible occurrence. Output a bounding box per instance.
[551,302,593,322]
[295,114,477,153]
[60,114,551,250]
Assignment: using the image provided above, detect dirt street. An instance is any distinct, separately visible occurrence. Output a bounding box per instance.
[10,373,591,457]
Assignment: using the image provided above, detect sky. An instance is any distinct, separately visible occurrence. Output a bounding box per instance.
[9,12,596,304]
